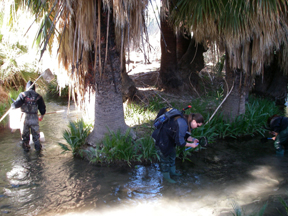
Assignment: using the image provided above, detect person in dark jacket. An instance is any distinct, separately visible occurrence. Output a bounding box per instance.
[11,81,46,152]
[266,114,288,155]
[152,112,204,183]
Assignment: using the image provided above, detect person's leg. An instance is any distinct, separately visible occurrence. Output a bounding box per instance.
[31,123,41,151]
[21,122,31,152]
[275,127,288,155]
[169,149,182,176]
[156,147,176,183]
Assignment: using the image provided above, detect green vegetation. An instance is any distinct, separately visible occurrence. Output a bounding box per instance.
[46,78,69,99]
[58,119,92,156]
[59,94,281,165]
[0,88,23,127]
[278,195,288,215]
[207,96,281,139]
[82,130,158,167]
[230,199,267,216]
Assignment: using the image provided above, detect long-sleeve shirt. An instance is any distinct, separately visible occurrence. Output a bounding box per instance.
[152,116,189,157]
[12,89,46,115]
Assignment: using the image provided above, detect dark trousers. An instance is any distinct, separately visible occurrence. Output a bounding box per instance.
[156,146,176,173]
[21,113,41,150]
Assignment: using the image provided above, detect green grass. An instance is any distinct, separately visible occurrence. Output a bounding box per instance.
[58,119,92,156]
[0,88,23,127]
[206,96,281,139]
[230,199,267,216]
[83,130,159,166]
[136,135,159,163]
[60,94,282,165]
[46,77,69,98]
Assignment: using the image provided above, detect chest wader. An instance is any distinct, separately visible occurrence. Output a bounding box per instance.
[274,126,288,155]
[156,146,177,183]
[156,116,183,184]
[20,94,42,151]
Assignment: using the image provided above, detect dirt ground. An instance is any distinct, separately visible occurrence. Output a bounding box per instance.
[126,47,224,107]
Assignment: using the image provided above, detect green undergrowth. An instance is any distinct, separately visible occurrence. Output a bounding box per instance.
[0,88,23,127]
[230,199,267,216]
[59,95,281,166]
[83,129,159,167]
[58,119,93,156]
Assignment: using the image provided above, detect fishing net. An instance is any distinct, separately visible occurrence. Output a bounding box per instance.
[199,136,208,147]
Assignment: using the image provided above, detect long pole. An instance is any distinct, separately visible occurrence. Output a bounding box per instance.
[38,110,65,116]
[0,73,45,123]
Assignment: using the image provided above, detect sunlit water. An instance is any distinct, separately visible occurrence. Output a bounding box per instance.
[1,101,288,215]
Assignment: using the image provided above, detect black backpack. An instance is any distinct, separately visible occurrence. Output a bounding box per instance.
[153,106,191,129]
[153,107,183,129]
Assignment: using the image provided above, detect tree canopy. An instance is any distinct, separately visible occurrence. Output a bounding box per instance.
[165,0,288,75]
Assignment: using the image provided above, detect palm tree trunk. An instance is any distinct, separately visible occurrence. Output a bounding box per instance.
[253,53,287,105]
[178,37,206,91]
[176,33,190,61]
[121,57,142,103]
[221,50,246,122]
[159,11,182,90]
[87,9,129,144]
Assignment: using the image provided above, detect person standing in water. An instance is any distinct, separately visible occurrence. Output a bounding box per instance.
[152,110,204,183]
[266,114,288,155]
[11,81,46,152]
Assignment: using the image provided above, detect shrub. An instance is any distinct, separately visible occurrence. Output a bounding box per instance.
[58,119,91,156]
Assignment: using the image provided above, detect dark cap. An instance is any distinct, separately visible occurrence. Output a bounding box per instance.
[26,81,35,91]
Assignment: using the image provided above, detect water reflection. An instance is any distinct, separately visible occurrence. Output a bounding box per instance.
[1,101,288,215]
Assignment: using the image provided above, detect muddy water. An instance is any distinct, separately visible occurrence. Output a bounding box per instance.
[1,102,288,216]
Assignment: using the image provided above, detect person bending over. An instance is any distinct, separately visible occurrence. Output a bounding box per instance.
[266,114,288,155]
[152,112,204,183]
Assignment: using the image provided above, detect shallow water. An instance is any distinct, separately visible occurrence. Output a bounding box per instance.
[1,101,288,215]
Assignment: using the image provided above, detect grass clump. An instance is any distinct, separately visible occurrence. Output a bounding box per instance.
[0,87,23,127]
[60,94,282,165]
[46,77,69,99]
[207,96,281,139]
[58,119,92,156]
[83,130,159,167]
[230,199,267,216]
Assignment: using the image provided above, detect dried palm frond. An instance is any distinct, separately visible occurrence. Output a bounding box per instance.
[14,0,148,110]
[165,0,288,76]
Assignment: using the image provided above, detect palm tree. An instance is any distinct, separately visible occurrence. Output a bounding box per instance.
[165,0,288,121]
[158,5,206,93]
[10,0,148,143]
[159,9,182,90]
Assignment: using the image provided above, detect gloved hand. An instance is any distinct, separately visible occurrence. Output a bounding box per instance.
[38,115,44,121]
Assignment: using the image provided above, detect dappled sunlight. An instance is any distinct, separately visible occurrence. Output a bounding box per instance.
[56,199,216,216]
[123,101,156,127]
[50,163,284,216]
[223,165,281,204]
[6,163,31,186]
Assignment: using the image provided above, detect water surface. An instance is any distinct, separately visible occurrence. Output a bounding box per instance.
[1,102,288,215]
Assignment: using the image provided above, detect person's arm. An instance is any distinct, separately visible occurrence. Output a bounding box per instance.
[186,136,199,148]
[174,118,189,147]
[37,96,46,115]
[11,93,25,109]
[175,118,199,148]
[271,132,278,140]
[37,96,46,121]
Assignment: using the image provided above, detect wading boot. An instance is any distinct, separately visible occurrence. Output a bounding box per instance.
[34,142,42,152]
[22,142,30,152]
[170,166,182,176]
[276,147,284,155]
[162,172,176,183]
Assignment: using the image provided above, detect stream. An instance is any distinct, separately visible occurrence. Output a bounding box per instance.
[1,101,288,215]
